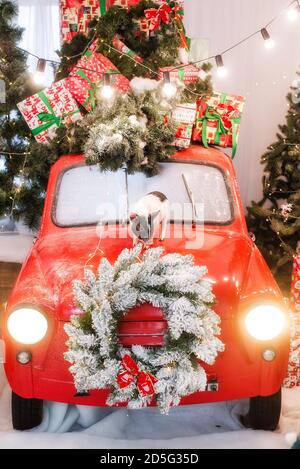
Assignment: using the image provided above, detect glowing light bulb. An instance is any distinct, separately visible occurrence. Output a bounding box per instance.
[264,38,275,49]
[33,59,46,85]
[162,72,177,99]
[217,66,228,78]
[215,55,228,78]
[261,28,275,49]
[287,4,300,21]
[100,85,114,99]
[99,74,114,100]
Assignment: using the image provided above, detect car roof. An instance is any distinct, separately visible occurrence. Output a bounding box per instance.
[52,145,234,173]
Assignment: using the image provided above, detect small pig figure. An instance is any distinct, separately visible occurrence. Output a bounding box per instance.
[130,192,169,246]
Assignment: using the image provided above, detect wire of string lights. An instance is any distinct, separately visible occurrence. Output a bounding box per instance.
[13,0,300,88]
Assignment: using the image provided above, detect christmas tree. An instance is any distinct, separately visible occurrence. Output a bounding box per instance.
[0,0,213,229]
[0,0,37,228]
[247,73,300,293]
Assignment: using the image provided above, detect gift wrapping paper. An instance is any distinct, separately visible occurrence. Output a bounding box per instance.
[284,255,300,388]
[66,48,130,111]
[60,0,107,42]
[158,65,200,85]
[192,92,245,158]
[172,103,197,149]
[17,79,82,143]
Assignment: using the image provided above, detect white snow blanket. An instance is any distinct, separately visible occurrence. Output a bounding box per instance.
[1,366,300,449]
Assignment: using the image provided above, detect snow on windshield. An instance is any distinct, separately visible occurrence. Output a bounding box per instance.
[54,162,232,226]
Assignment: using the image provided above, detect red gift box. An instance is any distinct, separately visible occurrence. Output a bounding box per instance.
[107,0,141,7]
[60,0,107,42]
[192,92,245,158]
[284,255,300,388]
[158,65,199,86]
[290,255,300,310]
[172,103,197,149]
[17,79,82,144]
[112,35,143,63]
[65,48,130,111]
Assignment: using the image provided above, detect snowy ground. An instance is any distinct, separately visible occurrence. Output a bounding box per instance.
[0,365,300,449]
[0,234,300,448]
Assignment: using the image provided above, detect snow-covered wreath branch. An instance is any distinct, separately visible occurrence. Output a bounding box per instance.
[64,245,224,414]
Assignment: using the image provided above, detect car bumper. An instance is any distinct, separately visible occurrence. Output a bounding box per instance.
[3,319,290,406]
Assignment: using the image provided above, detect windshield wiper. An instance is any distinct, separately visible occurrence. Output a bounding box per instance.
[182,173,198,227]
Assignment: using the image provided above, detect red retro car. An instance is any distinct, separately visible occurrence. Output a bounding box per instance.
[2,145,290,431]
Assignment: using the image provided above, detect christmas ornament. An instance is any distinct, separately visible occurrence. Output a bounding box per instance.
[65,245,224,413]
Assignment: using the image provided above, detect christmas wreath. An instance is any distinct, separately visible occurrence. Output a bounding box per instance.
[96,1,181,79]
[65,245,224,414]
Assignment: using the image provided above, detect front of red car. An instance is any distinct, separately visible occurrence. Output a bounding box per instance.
[2,146,290,410]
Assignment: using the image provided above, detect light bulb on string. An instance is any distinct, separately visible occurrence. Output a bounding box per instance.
[215,55,228,78]
[33,58,46,85]
[99,73,114,100]
[162,72,177,99]
[261,28,275,49]
[287,2,300,21]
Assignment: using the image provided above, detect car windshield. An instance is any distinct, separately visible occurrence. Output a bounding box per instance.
[54,162,233,226]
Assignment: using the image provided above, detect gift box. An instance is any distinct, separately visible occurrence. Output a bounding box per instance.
[66,48,130,111]
[60,0,108,42]
[112,35,144,63]
[284,312,300,388]
[283,255,300,388]
[290,255,300,311]
[17,80,82,144]
[158,65,199,86]
[107,0,141,7]
[192,92,245,158]
[172,103,197,149]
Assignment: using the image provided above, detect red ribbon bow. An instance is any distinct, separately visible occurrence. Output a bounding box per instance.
[144,4,172,32]
[117,354,158,397]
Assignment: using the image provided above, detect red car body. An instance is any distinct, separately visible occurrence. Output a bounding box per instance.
[2,146,290,407]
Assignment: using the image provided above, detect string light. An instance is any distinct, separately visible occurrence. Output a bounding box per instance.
[99,73,115,100]
[33,58,46,85]
[6,0,300,96]
[286,1,300,21]
[162,72,177,99]
[261,28,275,49]
[215,55,228,78]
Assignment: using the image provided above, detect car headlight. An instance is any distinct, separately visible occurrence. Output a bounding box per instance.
[245,305,286,341]
[7,307,48,345]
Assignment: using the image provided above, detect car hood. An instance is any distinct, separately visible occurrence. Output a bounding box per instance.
[35,227,253,321]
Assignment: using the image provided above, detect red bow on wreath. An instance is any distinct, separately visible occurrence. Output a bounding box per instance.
[144,4,172,32]
[117,354,158,397]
